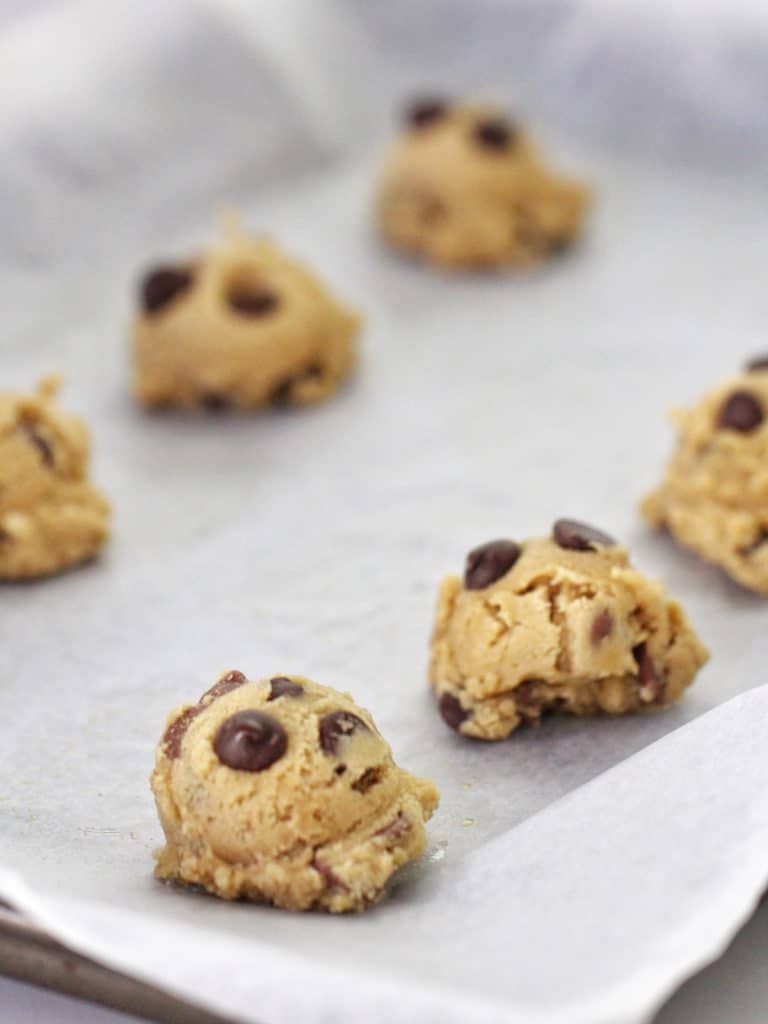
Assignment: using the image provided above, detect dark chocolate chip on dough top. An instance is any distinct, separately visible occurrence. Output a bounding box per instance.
[553,519,616,552]
[473,116,516,151]
[214,710,287,772]
[464,539,522,589]
[269,676,305,700]
[141,266,193,314]
[405,97,449,129]
[718,391,764,432]
[319,710,370,756]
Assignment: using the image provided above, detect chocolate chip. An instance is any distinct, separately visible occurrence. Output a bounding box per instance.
[351,766,383,793]
[633,643,665,704]
[553,519,616,552]
[547,235,573,257]
[514,681,545,724]
[228,287,278,316]
[464,539,521,589]
[745,354,768,372]
[269,378,294,406]
[473,117,516,151]
[162,706,201,760]
[270,364,324,406]
[514,680,539,705]
[718,391,764,433]
[19,424,54,467]
[203,670,247,702]
[742,529,768,556]
[405,97,448,129]
[222,669,247,684]
[416,193,446,225]
[268,676,304,700]
[141,266,193,314]
[312,855,344,888]
[163,672,248,759]
[439,692,468,731]
[513,211,545,252]
[200,392,231,413]
[591,610,613,645]
[318,710,370,756]
[213,710,287,771]
[376,814,411,843]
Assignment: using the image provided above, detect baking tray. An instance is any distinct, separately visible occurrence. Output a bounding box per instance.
[0,904,229,1024]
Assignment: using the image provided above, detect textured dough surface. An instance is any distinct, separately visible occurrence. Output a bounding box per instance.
[0,378,110,580]
[133,222,360,410]
[642,364,768,593]
[377,100,590,270]
[429,535,708,740]
[151,673,439,912]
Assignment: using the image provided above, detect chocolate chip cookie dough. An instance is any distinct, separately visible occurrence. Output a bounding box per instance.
[642,357,768,593]
[377,97,590,269]
[132,218,360,410]
[429,520,708,740]
[151,672,439,912]
[0,377,110,580]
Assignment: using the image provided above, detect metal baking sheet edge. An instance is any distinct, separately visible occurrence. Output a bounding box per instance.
[0,903,232,1024]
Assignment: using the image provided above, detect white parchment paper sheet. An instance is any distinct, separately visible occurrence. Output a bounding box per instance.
[1,2,767,1022]
[3,684,768,1024]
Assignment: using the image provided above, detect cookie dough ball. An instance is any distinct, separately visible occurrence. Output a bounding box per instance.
[0,377,110,580]
[429,520,708,740]
[151,671,439,912]
[377,97,590,270]
[642,357,768,593]
[132,220,360,411]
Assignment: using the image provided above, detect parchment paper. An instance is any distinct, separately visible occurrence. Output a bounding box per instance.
[1,2,767,1022]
